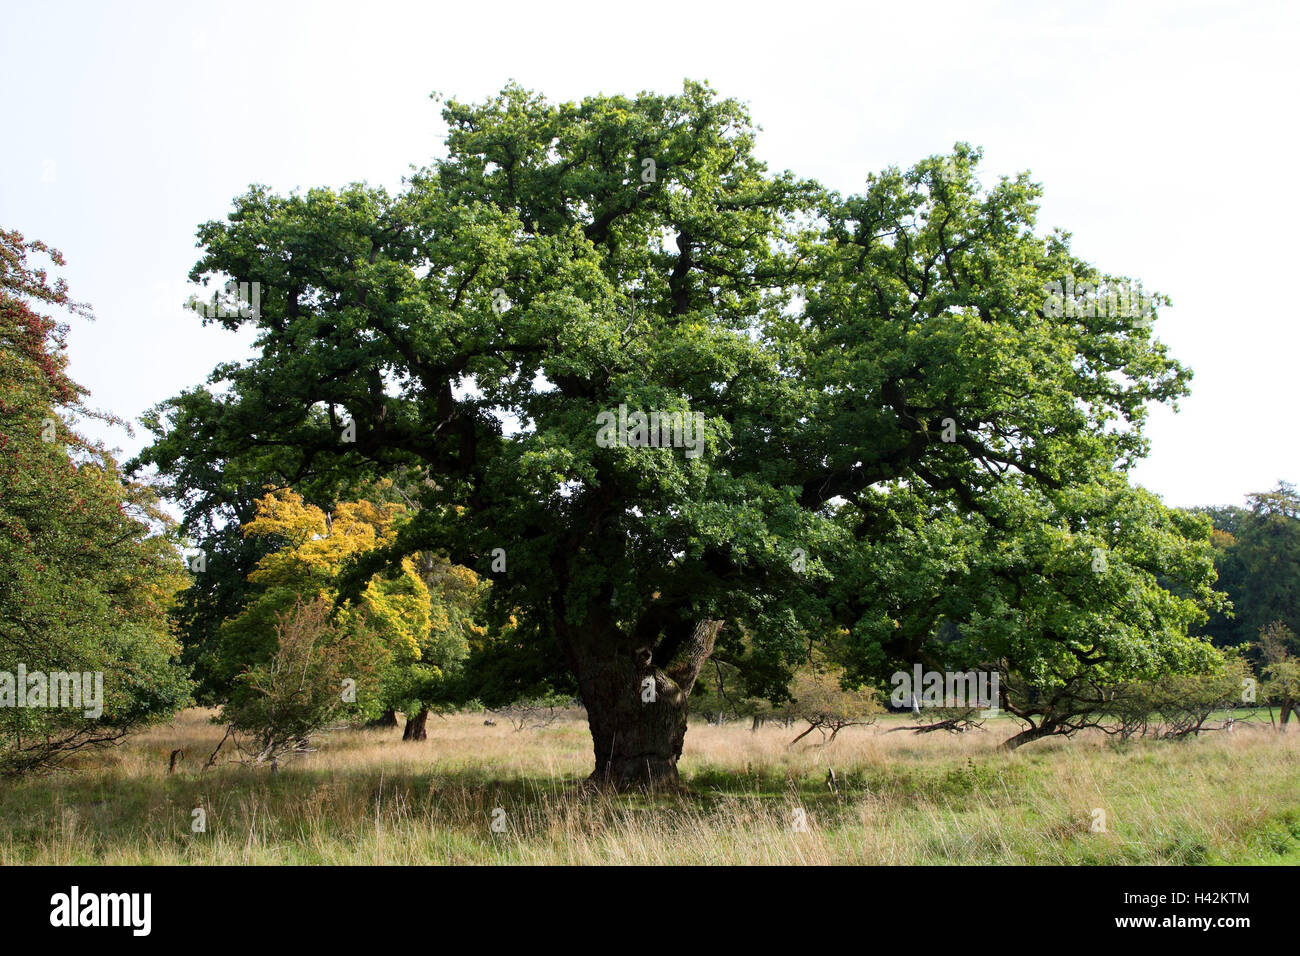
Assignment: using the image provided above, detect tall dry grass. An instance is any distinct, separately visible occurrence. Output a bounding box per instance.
[1,708,1296,864]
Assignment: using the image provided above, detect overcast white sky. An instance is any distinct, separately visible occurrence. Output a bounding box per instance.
[2,0,1296,508]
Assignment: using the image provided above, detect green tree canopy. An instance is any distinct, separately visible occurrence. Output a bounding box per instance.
[1191,482,1300,653]
[135,81,1219,787]
[1,229,191,774]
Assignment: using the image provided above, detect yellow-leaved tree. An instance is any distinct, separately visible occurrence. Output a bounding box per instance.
[216,486,474,749]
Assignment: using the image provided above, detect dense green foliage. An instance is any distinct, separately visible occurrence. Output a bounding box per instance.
[0,230,191,774]
[1193,483,1300,653]
[131,82,1230,766]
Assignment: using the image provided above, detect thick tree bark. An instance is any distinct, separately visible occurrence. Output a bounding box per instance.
[1001,720,1060,751]
[1280,699,1296,729]
[367,709,399,729]
[402,707,430,741]
[562,619,722,791]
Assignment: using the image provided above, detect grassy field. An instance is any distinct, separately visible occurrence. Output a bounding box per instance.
[2,708,1298,865]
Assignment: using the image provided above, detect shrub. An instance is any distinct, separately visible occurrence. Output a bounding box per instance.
[217,597,379,766]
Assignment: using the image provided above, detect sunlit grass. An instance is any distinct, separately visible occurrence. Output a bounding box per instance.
[1,708,1296,864]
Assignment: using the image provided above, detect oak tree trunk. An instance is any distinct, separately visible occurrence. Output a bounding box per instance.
[403,707,430,741]
[562,619,722,791]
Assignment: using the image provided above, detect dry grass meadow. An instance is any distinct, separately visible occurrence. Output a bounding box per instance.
[2,707,1298,865]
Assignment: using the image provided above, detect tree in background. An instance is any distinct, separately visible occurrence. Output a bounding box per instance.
[1193,483,1300,653]
[165,487,283,705]
[391,554,481,740]
[1106,659,1249,741]
[0,229,191,774]
[137,83,1221,788]
[1259,620,1300,728]
[785,661,881,745]
[1232,486,1300,645]
[452,609,577,719]
[687,657,765,726]
[215,487,469,731]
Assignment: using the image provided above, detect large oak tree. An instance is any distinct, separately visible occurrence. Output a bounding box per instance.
[134,82,1219,787]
